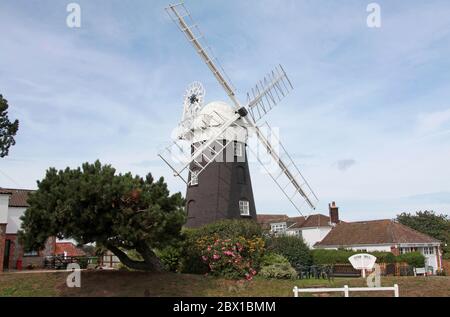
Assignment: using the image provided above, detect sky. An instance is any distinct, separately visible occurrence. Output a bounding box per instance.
[1,0,450,221]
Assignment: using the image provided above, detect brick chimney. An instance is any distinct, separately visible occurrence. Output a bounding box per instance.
[329,201,339,225]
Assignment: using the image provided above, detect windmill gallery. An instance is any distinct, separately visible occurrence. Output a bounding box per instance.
[158,3,319,227]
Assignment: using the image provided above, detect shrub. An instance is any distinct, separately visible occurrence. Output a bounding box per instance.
[76,257,89,269]
[180,220,264,275]
[156,246,182,272]
[311,249,356,265]
[397,252,425,267]
[259,263,298,279]
[266,236,312,267]
[180,229,209,274]
[197,236,264,280]
[261,252,290,266]
[192,219,263,240]
[371,252,396,264]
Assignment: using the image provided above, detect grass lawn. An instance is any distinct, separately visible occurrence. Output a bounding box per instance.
[0,271,449,297]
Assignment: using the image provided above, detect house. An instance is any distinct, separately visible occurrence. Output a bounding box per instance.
[55,242,86,258]
[257,202,342,248]
[0,188,56,271]
[314,219,443,273]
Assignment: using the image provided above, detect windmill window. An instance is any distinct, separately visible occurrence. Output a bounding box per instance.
[239,200,250,216]
[234,143,243,157]
[191,171,199,186]
[187,200,196,216]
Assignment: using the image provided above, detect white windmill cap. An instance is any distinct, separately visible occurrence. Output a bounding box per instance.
[191,101,249,144]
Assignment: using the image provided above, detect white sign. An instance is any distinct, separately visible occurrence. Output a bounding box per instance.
[349,253,377,278]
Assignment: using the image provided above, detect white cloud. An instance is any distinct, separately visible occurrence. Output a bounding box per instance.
[417,108,450,135]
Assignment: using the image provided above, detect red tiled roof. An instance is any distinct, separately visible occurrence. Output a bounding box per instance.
[0,188,34,207]
[315,219,440,247]
[55,243,86,257]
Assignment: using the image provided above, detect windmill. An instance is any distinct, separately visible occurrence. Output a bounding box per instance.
[159,2,319,228]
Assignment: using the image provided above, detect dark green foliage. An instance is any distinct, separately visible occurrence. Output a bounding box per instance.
[156,246,183,272]
[396,252,426,267]
[371,251,396,264]
[76,257,89,269]
[190,219,263,240]
[311,249,357,265]
[19,161,186,271]
[0,94,19,158]
[266,236,312,267]
[261,252,290,266]
[312,249,423,266]
[397,211,450,256]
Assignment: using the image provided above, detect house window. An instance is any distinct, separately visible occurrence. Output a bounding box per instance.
[400,247,410,254]
[423,247,434,255]
[234,143,243,157]
[23,250,39,257]
[271,223,287,233]
[190,171,199,186]
[239,200,250,216]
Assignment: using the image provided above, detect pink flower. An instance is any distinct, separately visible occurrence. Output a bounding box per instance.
[202,256,208,262]
[213,254,221,261]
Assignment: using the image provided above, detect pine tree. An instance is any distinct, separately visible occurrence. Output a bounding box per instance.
[19,161,186,271]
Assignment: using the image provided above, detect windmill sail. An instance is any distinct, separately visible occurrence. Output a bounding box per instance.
[166,3,239,108]
[250,122,319,213]
[246,65,294,122]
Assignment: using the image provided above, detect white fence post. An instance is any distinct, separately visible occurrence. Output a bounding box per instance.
[394,284,399,297]
[344,285,349,297]
[293,286,299,298]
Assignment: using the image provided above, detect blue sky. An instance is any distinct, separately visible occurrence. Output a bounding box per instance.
[1,0,450,221]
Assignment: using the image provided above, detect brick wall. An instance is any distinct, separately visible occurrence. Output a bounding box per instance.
[443,260,450,274]
[0,224,6,272]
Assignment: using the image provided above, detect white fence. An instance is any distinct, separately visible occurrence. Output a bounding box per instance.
[293,284,399,298]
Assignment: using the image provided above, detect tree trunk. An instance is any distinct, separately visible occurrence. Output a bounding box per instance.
[106,243,163,272]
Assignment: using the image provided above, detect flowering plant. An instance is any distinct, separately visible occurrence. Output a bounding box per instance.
[196,235,264,280]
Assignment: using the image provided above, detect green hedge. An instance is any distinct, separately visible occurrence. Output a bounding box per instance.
[311,249,421,266]
[311,249,357,265]
[266,236,312,267]
[396,252,425,267]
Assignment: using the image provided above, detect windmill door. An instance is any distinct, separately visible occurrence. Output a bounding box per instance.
[2,239,11,270]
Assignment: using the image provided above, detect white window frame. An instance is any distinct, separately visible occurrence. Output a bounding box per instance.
[190,171,199,186]
[271,223,287,233]
[239,200,250,216]
[234,143,243,157]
